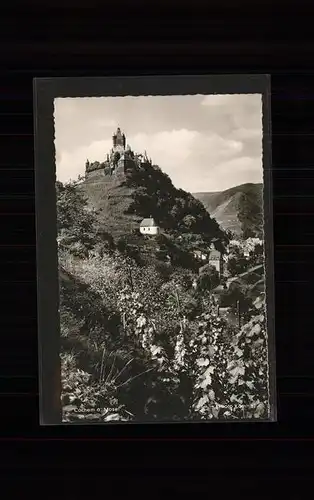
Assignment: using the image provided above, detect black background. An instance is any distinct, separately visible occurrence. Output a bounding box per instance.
[1,0,314,493]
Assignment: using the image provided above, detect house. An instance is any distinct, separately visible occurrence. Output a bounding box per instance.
[139,217,160,235]
[208,243,224,276]
[193,250,208,262]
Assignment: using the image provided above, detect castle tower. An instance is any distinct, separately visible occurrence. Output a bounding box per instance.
[112,127,126,153]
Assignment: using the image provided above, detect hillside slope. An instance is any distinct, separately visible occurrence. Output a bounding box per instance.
[193,183,263,237]
[77,161,227,256]
[79,176,142,239]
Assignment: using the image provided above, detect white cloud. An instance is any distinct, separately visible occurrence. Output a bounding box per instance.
[201,94,262,133]
[56,139,112,183]
[197,156,262,192]
[94,119,117,128]
[216,156,262,176]
[201,93,261,108]
[131,129,197,163]
[230,127,261,141]
[201,94,238,107]
[54,98,79,120]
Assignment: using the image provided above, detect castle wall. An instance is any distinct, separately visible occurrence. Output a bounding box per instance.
[116,157,136,174]
[113,144,124,154]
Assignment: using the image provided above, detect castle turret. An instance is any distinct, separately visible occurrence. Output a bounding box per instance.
[112,127,125,151]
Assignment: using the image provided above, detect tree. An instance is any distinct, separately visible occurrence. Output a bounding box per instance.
[197,265,220,292]
[248,243,264,267]
[116,237,127,253]
[224,281,253,315]
[182,214,197,230]
[227,246,249,277]
[56,180,97,253]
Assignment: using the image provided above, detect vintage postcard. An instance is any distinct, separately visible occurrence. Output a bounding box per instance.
[34,75,275,424]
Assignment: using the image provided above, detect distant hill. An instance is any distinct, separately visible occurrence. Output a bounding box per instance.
[193,183,263,237]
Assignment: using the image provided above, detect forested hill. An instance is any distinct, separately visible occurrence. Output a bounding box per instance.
[75,160,227,256]
[193,183,263,238]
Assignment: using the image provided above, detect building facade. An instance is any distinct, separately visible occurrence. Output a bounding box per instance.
[208,244,224,276]
[139,217,160,235]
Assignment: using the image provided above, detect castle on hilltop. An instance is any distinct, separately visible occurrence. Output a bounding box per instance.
[85,127,152,182]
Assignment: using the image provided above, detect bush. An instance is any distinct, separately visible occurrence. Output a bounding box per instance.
[56,180,100,255]
[61,352,132,422]
[172,298,269,420]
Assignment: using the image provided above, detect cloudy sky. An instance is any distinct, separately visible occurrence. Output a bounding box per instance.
[54,93,263,193]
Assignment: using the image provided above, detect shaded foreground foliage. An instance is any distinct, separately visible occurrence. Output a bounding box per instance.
[57,178,269,423]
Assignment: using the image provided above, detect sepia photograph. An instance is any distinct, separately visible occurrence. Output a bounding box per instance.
[35,76,275,424]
